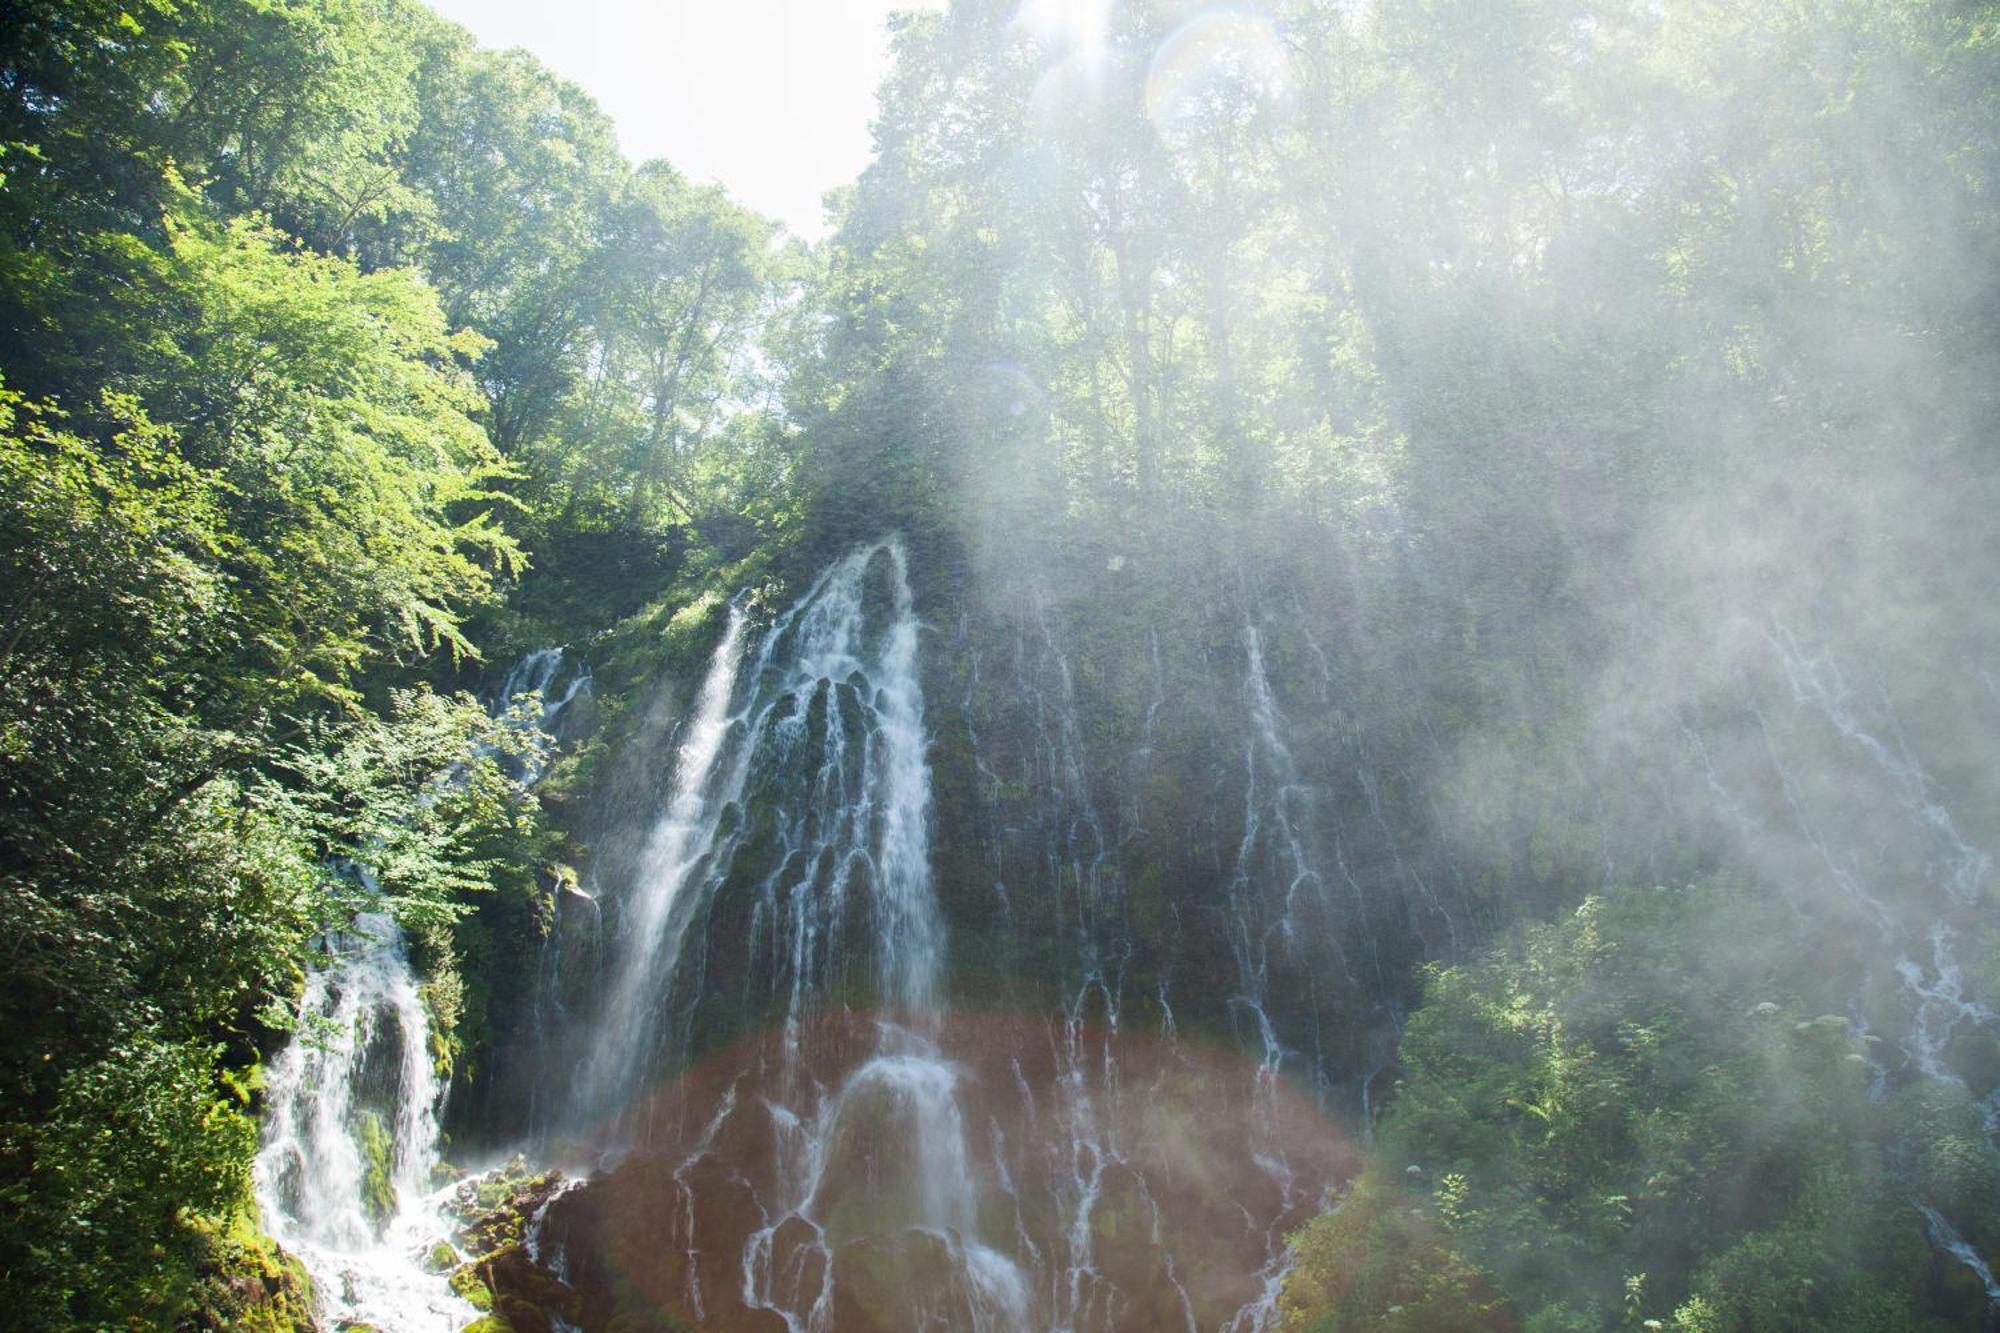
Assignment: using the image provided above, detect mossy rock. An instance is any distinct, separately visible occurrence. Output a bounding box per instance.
[182,1209,317,1332]
[459,1319,516,1333]
[423,1240,460,1274]
[355,1109,398,1227]
[450,1263,496,1311]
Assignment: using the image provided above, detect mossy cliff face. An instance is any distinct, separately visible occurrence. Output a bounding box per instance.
[443,522,1638,1328]
[433,516,1657,1320]
[923,548,1455,1104]
[507,527,1594,1121]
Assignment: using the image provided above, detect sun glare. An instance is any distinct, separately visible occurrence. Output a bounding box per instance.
[1015,0,1113,67]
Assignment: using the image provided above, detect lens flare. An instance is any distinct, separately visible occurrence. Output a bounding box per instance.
[1145,2,1295,146]
[1027,53,1102,138]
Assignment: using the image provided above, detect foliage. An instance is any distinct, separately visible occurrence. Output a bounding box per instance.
[0,0,809,1302]
[180,1207,318,1331]
[0,0,425,245]
[0,1033,260,1324]
[1281,882,1974,1330]
[1278,1167,1506,1332]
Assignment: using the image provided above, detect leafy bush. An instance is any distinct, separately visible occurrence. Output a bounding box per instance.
[1283,882,1978,1331]
[0,1034,256,1323]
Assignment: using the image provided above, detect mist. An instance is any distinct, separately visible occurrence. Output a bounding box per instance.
[2,0,1997,1329]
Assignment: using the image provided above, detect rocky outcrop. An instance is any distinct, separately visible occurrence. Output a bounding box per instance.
[442,1159,588,1332]
[180,1212,318,1333]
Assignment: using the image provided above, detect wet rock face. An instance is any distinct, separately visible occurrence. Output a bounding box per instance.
[506,1012,1356,1332]
[921,579,1457,1120]
[468,545,1444,1331]
[440,1160,585,1333]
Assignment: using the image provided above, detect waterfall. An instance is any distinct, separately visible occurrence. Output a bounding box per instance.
[1218,623,1356,1333]
[253,913,470,1331]
[485,565,1370,1330]
[583,540,946,1083]
[728,539,1019,1329]
[493,646,594,734]
[1757,629,1999,1089]
[254,646,581,1331]
[575,603,748,1131]
[569,538,1024,1330]
[1688,624,2000,1300]
[1919,1203,2000,1308]
[742,1046,1029,1333]
[488,646,593,784]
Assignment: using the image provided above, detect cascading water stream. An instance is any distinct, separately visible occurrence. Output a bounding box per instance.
[575,604,748,1135]
[255,648,580,1331]
[1920,1203,2000,1306]
[253,912,471,1331]
[1218,622,1358,1333]
[571,539,1026,1331]
[1000,610,1211,1333]
[487,647,593,784]
[1762,630,1998,1095]
[1686,623,2000,1306]
[494,647,595,734]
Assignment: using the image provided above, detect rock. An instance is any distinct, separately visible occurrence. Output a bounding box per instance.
[482,1242,583,1333]
[448,1263,495,1311]
[761,1214,829,1318]
[181,1213,319,1332]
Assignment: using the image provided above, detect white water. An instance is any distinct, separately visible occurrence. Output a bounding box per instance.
[1003,611,1209,1333]
[745,537,945,1020]
[1757,629,1997,1086]
[732,542,1016,1328]
[1920,1202,2000,1309]
[253,913,471,1331]
[1218,622,1361,1333]
[569,539,1024,1328]
[741,1036,1029,1333]
[574,543,940,1119]
[579,542,945,1138]
[494,647,594,733]
[576,604,748,1129]
[489,646,593,784]
[254,646,587,1331]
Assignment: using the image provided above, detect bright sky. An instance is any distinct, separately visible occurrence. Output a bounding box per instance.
[425,0,942,239]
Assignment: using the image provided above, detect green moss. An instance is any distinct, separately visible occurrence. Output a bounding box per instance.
[182,1207,318,1332]
[355,1109,397,1228]
[450,1262,496,1311]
